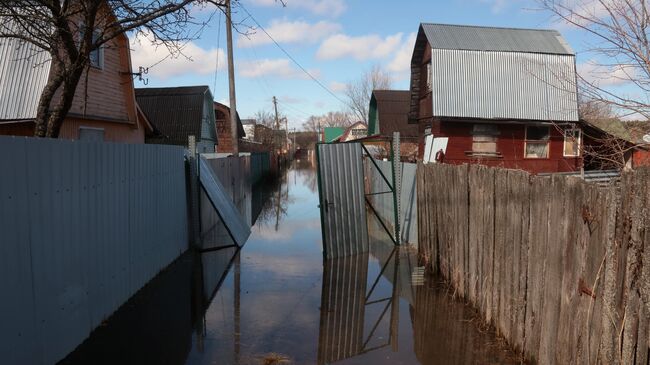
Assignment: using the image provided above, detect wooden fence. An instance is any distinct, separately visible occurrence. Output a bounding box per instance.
[417,163,650,364]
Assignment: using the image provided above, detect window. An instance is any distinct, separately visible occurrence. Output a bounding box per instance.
[525,126,550,158]
[79,126,104,142]
[563,127,581,157]
[426,63,432,92]
[79,26,104,69]
[471,124,499,155]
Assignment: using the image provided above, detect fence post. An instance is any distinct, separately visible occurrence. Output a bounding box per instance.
[187,135,201,247]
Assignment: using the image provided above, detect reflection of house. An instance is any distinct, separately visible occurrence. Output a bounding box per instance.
[136,86,217,153]
[368,90,419,161]
[0,24,152,142]
[214,102,245,154]
[410,23,582,174]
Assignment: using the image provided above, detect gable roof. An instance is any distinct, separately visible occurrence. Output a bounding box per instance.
[136,86,215,146]
[369,90,418,138]
[420,23,574,55]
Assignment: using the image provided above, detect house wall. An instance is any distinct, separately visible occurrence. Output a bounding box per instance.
[54,36,144,143]
[215,105,235,153]
[425,120,581,174]
[633,148,650,168]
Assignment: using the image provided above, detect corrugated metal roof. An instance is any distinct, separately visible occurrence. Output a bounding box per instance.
[430,49,579,121]
[136,86,215,146]
[421,23,574,55]
[0,21,52,120]
[371,90,418,137]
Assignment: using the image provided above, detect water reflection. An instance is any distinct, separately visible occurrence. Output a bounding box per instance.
[60,161,522,365]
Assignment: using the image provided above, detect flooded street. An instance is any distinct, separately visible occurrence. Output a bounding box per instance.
[60,161,522,365]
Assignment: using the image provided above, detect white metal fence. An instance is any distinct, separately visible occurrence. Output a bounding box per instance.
[0,136,188,365]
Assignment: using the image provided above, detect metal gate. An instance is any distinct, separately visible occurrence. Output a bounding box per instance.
[316,142,369,259]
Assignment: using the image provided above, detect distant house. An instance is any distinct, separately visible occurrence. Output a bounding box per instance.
[335,122,368,142]
[214,102,245,154]
[135,86,217,153]
[368,90,419,160]
[322,127,345,143]
[0,23,152,142]
[241,119,256,140]
[410,23,582,174]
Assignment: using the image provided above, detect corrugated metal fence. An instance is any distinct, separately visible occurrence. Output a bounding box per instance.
[0,136,188,365]
[366,160,418,244]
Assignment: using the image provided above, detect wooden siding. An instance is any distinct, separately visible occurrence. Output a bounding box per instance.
[58,117,145,144]
[427,121,582,173]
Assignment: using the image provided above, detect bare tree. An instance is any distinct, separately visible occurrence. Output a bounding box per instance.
[345,64,392,123]
[301,111,351,131]
[0,0,225,137]
[254,109,276,128]
[539,0,650,120]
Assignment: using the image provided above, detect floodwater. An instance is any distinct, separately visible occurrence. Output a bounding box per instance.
[60,159,522,365]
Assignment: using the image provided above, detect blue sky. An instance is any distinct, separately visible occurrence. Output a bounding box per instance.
[129,0,619,129]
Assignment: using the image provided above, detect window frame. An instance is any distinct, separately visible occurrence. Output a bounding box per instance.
[79,24,104,70]
[471,124,499,156]
[524,125,550,159]
[563,127,581,157]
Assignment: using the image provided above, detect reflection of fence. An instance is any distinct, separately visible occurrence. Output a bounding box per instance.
[366,160,417,244]
[0,136,188,365]
[418,163,650,364]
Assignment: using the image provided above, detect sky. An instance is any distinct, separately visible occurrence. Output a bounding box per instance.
[128,0,630,130]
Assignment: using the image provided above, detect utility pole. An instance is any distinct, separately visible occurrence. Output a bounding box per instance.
[225,0,239,157]
[272,96,279,130]
[273,96,280,162]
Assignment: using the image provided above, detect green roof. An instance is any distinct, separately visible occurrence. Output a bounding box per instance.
[324,127,345,143]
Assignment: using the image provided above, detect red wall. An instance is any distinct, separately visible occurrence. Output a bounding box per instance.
[422,121,582,174]
[633,149,650,168]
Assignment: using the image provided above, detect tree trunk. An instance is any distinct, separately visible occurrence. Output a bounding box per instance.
[33,57,65,137]
[44,62,86,138]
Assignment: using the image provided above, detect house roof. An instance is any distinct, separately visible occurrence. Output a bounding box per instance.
[369,90,418,138]
[410,23,579,123]
[420,23,574,55]
[136,86,214,146]
[323,127,345,143]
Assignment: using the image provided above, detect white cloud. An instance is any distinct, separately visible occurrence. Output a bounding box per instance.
[238,58,319,79]
[238,19,341,47]
[130,34,225,80]
[329,81,347,92]
[578,60,635,87]
[316,32,404,61]
[387,32,416,74]
[247,0,347,17]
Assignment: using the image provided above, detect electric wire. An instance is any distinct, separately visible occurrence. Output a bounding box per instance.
[236,2,347,105]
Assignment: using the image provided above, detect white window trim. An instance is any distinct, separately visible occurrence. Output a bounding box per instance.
[563,127,582,157]
[524,125,550,159]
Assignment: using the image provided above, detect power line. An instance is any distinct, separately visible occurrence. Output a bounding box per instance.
[236,2,347,105]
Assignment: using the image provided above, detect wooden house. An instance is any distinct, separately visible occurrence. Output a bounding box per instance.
[367,90,419,161]
[135,86,217,153]
[0,21,152,142]
[410,23,582,173]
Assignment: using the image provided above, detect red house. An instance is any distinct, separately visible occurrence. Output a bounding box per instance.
[410,23,582,174]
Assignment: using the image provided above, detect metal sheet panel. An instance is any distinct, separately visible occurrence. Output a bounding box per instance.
[317,252,369,364]
[199,156,251,246]
[430,49,579,122]
[317,143,369,259]
[0,21,52,120]
[0,136,188,364]
[422,23,574,55]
